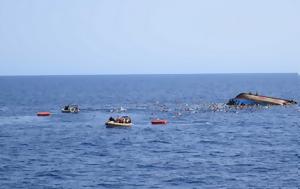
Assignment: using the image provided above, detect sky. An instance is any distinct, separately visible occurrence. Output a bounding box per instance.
[0,0,299,75]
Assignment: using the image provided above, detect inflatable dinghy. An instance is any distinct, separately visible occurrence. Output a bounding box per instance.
[61,104,80,113]
[105,121,132,128]
[37,112,51,116]
[105,116,132,128]
[151,119,168,125]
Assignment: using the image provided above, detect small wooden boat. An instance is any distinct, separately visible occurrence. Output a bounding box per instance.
[151,119,168,125]
[227,92,297,106]
[37,112,51,116]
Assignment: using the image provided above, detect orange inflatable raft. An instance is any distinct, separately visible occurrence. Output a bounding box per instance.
[37,112,51,116]
[151,119,168,125]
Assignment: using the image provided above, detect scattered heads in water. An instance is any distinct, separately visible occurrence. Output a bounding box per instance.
[110,106,127,113]
[35,92,298,126]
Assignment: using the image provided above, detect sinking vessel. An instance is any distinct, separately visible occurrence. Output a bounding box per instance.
[227,92,297,106]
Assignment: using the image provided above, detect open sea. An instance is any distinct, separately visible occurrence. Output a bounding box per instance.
[0,74,299,189]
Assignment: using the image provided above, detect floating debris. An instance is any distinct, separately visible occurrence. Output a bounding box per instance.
[110,106,127,113]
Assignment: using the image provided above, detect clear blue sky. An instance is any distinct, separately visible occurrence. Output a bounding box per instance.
[0,0,299,75]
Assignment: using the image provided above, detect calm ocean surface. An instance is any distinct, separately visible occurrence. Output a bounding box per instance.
[0,74,299,188]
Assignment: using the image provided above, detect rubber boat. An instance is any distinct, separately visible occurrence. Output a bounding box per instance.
[227,92,297,106]
[37,112,51,116]
[105,116,132,128]
[151,119,168,125]
[105,121,132,128]
[61,104,80,113]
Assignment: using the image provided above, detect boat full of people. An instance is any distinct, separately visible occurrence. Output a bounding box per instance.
[227,92,297,106]
[105,116,132,127]
[61,104,80,113]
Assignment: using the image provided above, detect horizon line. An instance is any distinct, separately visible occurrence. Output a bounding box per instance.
[0,72,298,77]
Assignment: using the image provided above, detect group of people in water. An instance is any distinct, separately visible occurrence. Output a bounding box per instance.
[46,92,296,127]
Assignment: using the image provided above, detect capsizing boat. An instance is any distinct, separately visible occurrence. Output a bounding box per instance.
[227,92,297,106]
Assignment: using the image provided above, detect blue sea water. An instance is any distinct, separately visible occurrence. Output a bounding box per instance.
[0,74,299,189]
